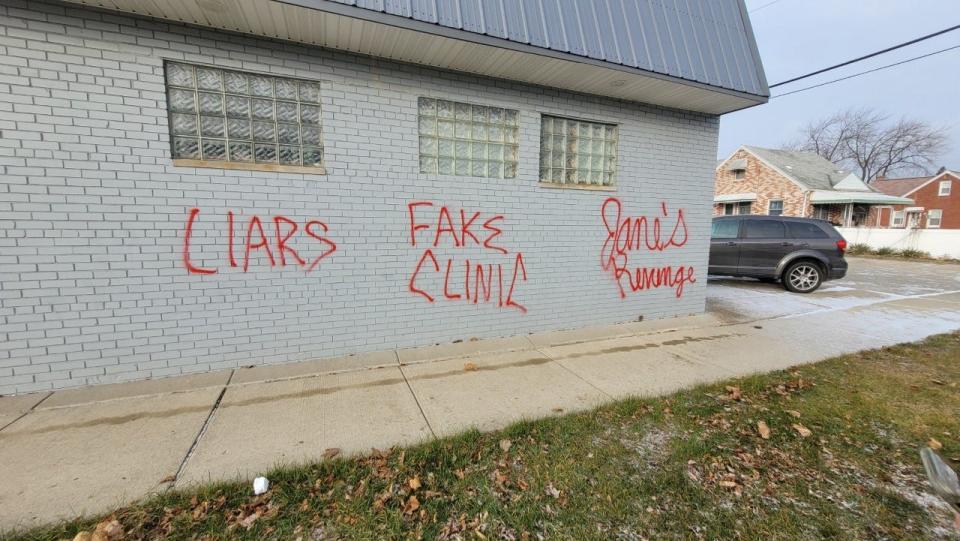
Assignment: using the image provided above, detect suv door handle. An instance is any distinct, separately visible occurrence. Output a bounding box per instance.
[726,241,737,246]
[780,242,794,247]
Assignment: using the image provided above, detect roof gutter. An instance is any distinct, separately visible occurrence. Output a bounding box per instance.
[809,192,914,205]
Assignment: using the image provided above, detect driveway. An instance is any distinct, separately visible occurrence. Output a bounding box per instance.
[2,257,959,532]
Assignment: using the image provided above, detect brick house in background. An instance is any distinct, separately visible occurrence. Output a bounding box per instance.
[714,146,912,225]
[872,169,959,229]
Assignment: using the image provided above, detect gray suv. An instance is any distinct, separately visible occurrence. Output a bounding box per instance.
[709,216,848,293]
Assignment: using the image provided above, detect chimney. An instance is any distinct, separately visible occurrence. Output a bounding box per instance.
[875,174,886,181]
[937,166,947,174]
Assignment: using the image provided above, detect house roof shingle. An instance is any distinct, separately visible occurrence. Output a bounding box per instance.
[874,176,939,197]
[743,146,855,191]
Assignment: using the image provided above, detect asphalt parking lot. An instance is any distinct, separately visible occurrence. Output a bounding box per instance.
[706,256,960,324]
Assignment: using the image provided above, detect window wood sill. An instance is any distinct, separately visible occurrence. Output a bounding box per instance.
[172,159,326,175]
[538,181,616,192]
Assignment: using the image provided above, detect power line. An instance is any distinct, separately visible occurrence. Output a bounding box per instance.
[749,0,787,14]
[769,23,960,88]
[771,43,960,99]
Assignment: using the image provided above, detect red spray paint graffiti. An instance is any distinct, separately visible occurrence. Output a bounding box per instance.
[599,197,696,298]
[183,208,337,274]
[407,201,527,313]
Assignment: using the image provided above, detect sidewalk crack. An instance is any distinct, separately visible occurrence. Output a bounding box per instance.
[169,369,234,488]
[0,391,52,433]
[396,351,436,439]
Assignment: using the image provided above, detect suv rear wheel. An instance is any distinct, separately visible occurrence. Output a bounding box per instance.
[783,260,823,293]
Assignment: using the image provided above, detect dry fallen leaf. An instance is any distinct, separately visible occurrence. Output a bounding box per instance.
[499,439,513,453]
[403,495,420,514]
[159,474,177,484]
[757,421,771,440]
[72,533,93,541]
[463,362,478,372]
[786,410,801,418]
[323,448,341,459]
[93,519,123,540]
[725,386,742,400]
[408,476,422,490]
[792,423,813,438]
[545,483,561,499]
[551,407,564,413]
[929,438,943,450]
[240,510,262,529]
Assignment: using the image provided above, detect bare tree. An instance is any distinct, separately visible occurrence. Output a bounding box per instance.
[785,108,948,182]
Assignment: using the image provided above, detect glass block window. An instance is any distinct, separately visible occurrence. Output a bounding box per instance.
[539,115,618,186]
[164,61,324,169]
[417,97,519,179]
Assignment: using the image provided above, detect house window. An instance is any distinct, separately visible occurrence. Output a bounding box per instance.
[768,200,784,216]
[723,202,752,215]
[164,62,325,171]
[927,209,943,228]
[734,169,745,180]
[891,210,905,227]
[939,180,952,196]
[813,205,831,221]
[539,115,617,187]
[418,98,519,178]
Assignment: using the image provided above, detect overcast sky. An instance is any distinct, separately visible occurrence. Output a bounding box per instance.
[720,0,960,173]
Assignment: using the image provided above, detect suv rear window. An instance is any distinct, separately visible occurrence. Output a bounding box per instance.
[743,220,785,239]
[786,221,830,239]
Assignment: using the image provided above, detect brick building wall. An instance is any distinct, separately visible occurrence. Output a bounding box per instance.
[871,173,960,229]
[0,1,719,394]
[714,148,807,217]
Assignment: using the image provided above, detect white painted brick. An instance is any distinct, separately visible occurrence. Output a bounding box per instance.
[0,0,719,394]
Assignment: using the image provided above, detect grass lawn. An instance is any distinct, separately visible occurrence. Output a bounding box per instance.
[14,333,960,540]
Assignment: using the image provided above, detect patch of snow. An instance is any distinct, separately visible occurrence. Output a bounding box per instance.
[819,286,856,292]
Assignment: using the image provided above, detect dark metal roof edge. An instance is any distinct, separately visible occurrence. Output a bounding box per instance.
[733,0,770,95]
[277,0,769,107]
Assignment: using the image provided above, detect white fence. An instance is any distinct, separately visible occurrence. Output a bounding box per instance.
[837,227,960,259]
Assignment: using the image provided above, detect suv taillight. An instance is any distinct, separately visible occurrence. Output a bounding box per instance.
[836,239,847,254]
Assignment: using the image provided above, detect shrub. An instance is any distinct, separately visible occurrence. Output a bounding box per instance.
[847,243,872,255]
[873,247,895,256]
[896,248,929,259]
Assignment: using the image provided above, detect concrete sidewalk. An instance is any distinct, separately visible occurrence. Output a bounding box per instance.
[2,285,959,531]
